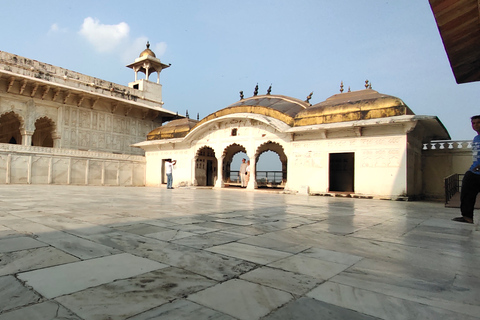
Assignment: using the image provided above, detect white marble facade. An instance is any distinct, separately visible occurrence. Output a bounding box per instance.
[0,48,176,186]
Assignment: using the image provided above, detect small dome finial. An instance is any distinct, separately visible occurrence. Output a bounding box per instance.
[365,79,369,89]
[340,81,344,93]
[146,41,150,49]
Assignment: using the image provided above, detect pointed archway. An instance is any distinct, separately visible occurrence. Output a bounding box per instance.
[222,143,247,187]
[0,111,22,145]
[255,141,287,189]
[195,146,217,186]
[32,117,55,147]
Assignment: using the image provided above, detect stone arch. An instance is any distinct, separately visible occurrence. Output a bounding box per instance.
[194,146,217,186]
[222,143,247,186]
[0,111,23,144]
[254,141,288,188]
[32,117,56,147]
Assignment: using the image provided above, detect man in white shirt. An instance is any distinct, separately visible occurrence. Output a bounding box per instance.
[239,158,247,187]
[165,159,177,189]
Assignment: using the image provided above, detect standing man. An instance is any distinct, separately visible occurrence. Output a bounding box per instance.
[453,115,480,224]
[165,159,177,189]
[239,158,247,187]
[245,160,251,187]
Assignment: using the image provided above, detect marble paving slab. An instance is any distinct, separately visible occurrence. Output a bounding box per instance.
[262,297,381,320]
[18,253,167,298]
[0,275,41,313]
[0,246,79,277]
[239,266,323,296]
[56,267,217,320]
[328,258,480,317]
[0,301,81,320]
[0,236,47,253]
[206,242,292,264]
[145,229,196,241]
[36,230,120,259]
[89,230,258,281]
[238,233,312,254]
[171,230,247,249]
[267,254,351,280]
[188,279,294,320]
[307,281,480,320]
[128,299,235,320]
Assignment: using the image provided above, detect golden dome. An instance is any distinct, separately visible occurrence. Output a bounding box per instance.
[294,89,414,127]
[139,41,156,58]
[147,118,199,140]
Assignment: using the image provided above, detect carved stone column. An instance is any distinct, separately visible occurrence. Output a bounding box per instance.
[215,156,224,188]
[22,130,33,146]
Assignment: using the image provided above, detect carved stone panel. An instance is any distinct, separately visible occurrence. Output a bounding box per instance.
[31,156,49,184]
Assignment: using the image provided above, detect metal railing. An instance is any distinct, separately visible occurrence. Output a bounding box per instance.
[444,173,463,204]
[228,170,285,186]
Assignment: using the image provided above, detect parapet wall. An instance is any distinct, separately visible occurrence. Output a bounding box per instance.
[0,143,145,186]
[422,140,472,200]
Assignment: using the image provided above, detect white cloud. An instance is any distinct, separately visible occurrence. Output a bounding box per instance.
[79,17,129,53]
[49,23,67,34]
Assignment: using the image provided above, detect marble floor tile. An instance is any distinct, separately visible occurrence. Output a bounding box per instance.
[262,297,381,320]
[188,279,293,320]
[0,246,79,277]
[328,258,480,317]
[0,185,479,319]
[128,299,235,320]
[301,247,364,265]
[171,231,247,249]
[0,301,81,320]
[36,231,120,259]
[113,223,172,235]
[145,229,196,241]
[206,242,292,264]
[0,275,41,313]
[214,218,255,226]
[238,233,312,254]
[18,253,167,298]
[239,266,323,296]
[267,254,351,280]
[56,267,217,320]
[307,281,479,320]
[0,236,47,253]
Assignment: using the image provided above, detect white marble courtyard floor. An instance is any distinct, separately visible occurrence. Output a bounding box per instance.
[0,185,479,320]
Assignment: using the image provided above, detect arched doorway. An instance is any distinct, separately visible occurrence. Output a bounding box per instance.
[32,117,55,147]
[0,112,22,145]
[222,143,247,187]
[255,141,287,189]
[195,146,217,186]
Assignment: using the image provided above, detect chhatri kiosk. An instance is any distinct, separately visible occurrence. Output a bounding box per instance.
[135,80,450,200]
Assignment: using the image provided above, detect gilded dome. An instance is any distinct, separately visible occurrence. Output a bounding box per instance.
[147,118,199,140]
[139,41,156,58]
[294,89,414,126]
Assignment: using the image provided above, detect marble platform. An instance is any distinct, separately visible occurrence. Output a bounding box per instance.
[0,185,479,320]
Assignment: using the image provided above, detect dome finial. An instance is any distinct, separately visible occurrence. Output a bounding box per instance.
[146,41,150,49]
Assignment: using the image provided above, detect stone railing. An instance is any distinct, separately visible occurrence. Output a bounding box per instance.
[0,144,145,186]
[423,140,472,150]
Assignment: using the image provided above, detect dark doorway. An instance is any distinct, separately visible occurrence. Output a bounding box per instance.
[206,160,214,186]
[329,153,354,192]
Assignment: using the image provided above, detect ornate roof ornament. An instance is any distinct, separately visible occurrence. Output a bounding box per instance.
[267,85,272,95]
[253,84,258,96]
[305,92,313,104]
[340,81,344,93]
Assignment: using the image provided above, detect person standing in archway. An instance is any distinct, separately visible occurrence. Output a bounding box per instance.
[239,158,247,187]
[165,159,177,189]
[245,160,251,187]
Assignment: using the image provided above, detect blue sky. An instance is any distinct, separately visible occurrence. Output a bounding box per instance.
[1,0,478,145]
